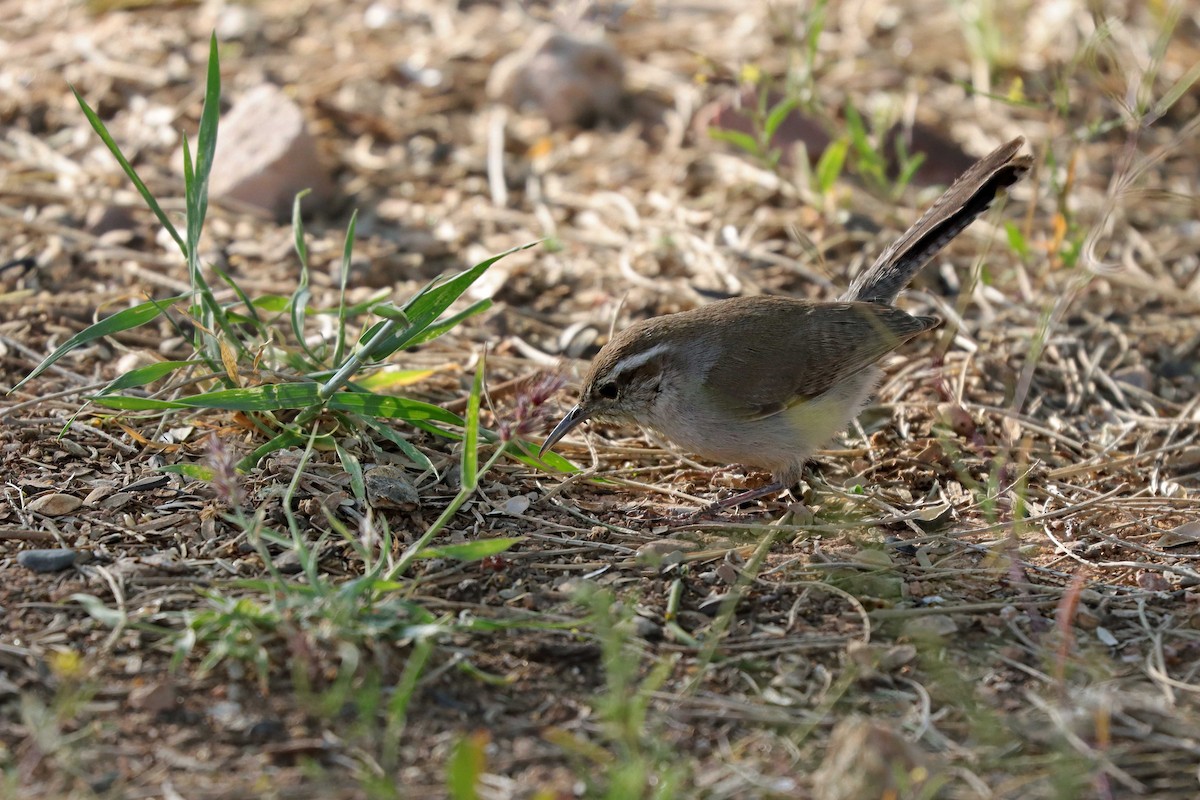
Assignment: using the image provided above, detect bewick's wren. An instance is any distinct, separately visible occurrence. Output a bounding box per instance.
[541,136,1031,505]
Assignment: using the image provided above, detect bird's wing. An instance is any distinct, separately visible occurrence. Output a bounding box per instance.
[701,301,939,421]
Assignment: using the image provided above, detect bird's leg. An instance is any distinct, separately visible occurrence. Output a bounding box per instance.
[696,480,790,515]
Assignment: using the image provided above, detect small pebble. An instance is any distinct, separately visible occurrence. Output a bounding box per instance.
[632,615,662,641]
[17,548,78,573]
[364,464,419,509]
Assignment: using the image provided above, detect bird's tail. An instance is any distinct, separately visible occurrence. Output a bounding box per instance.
[843,136,1032,306]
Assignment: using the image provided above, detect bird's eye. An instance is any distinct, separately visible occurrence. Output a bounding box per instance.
[597,381,619,399]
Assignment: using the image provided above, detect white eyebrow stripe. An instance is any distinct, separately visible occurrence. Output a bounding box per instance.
[609,343,670,379]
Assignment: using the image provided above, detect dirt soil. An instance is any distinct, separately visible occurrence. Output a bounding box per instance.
[3,0,1200,798]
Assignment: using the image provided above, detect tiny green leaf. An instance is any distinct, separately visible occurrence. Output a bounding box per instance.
[159,463,216,481]
[763,96,798,142]
[333,210,358,365]
[1004,220,1030,259]
[98,360,197,395]
[461,358,485,492]
[418,537,523,562]
[815,138,849,195]
[708,127,761,157]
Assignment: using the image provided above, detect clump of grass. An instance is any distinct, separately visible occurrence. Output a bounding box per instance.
[704,67,922,204]
[546,586,688,799]
[13,34,557,482]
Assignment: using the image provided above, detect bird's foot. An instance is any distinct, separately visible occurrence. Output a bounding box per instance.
[692,480,789,517]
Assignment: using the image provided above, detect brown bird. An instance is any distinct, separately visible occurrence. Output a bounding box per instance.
[541,137,1032,506]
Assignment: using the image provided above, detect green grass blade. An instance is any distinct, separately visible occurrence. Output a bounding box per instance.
[181,130,196,220]
[236,427,315,472]
[893,151,926,197]
[327,393,463,425]
[1004,220,1031,259]
[97,359,198,395]
[91,382,327,412]
[508,439,578,473]
[159,463,215,481]
[248,295,292,313]
[335,289,390,319]
[334,440,366,504]
[418,538,522,562]
[707,127,761,158]
[287,191,321,361]
[461,358,485,491]
[291,189,311,280]
[368,242,537,359]
[358,416,437,476]
[188,34,220,259]
[290,285,319,364]
[763,96,798,143]
[333,210,358,365]
[90,381,466,428]
[70,86,186,257]
[402,299,493,350]
[210,264,264,331]
[815,138,849,195]
[844,105,885,186]
[11,293,187,392]
[180,36,247,370]
[446,732,487,800]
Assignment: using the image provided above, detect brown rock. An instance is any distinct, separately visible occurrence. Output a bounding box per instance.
[27,492,83,517]
[128,679,177,714]
[488,27,626,128]
[812,717,930,800]
[209,84,334,221]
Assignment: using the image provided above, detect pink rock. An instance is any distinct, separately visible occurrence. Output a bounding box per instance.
[210,84,333,221]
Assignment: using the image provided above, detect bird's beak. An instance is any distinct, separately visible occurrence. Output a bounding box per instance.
[539,404,589,457]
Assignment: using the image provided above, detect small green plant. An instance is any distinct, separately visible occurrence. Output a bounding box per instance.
[707,72,803,172]
[706,71,855,208]
[843,106,926,199]
[7,650,105,796]
[12,33,552,482]
[171,369,560,680]
[446,730,490,800]
[546,586,687,799]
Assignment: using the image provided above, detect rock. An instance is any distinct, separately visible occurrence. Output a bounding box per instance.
[208,84,334,221]
[272,549,303,574]
[128,679,177,713]
[488,27,626,128]
[1113,365,1153,392]
[85,203,137,236]
[27,492,82,517]
[631,615,662,641]
[499,494,531,515]
[364,464,419,510]
[936,402,976,438]
[812,717,930,800]
[17,548,78,573]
